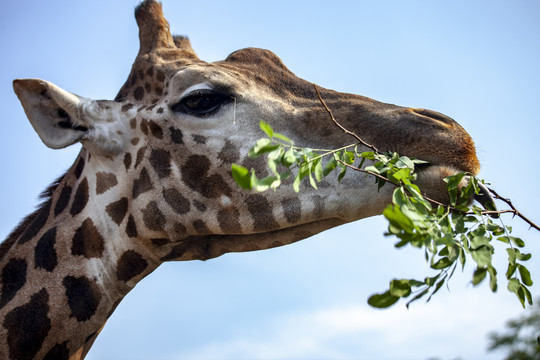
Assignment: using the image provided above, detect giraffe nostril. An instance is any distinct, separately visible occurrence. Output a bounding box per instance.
[410,108,455,126]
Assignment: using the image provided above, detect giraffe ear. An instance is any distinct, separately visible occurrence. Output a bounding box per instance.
[13,79,89,149]
[13,79,127,156]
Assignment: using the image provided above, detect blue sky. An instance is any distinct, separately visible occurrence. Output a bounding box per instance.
[1,1,539,359]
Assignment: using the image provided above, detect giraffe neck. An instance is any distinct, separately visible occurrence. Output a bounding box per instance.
[0,150,160,360]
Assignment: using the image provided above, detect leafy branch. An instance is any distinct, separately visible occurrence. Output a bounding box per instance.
[231,86,539,309]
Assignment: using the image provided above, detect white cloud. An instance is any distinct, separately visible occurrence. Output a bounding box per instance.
[167,289,524,360]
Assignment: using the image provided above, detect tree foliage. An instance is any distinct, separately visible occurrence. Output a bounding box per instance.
[231,117,538,309]
[487,297,540,360]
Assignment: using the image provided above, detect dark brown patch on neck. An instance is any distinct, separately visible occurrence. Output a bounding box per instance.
[34,227,58,272]
[4,288,51,360]
[96,172,118,195]
[70,178,89,216]
[141,201,165,231]
[0,258,28,309]
[71,218,105,259]
[63,276,102,322]
[106,198,129,225]
[116,250,148,282]
[42,341,69,360]
[132,167,154,199]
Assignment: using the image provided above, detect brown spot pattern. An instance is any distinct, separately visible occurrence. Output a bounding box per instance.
[217,208,242,233]
[63,276,102,322]
[106,197,129,225]
[281,198,302,224]
[95,172,118,195]
[132,167,153,199]
[116,250,148,282]
[121,103,134,112]
[193,219,210,234]
[123,153,132,170]
[149,148,171,178]
[134,86,144,101]
[181,155,232,198]
[126,214,138,238]
[74,157,85,179]
[70,178,89,216]
[218,139,240,164]
[192,134,206,144]
[4,288,50,360]
[163,188,190,214]
[34,227,57,272]
[142,201,165,231]
[169,126,183,144]
[245,194,279,231]
[149,121,163,139]
[193,200,207,212]
[135,146,147,168]
[54,185,72,216]
[71,218,105,258]
[43,341,69,360]
[0,258,27,309]
[19,200,52,244]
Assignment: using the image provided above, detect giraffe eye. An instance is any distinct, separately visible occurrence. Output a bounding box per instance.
[171,89,233,116]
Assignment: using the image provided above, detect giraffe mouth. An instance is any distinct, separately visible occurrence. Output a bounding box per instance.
[414,164,496,211]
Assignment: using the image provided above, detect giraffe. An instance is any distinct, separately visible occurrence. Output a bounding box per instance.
[0,1,481,359]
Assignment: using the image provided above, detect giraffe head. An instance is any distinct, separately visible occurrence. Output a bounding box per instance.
[12,0,479,262]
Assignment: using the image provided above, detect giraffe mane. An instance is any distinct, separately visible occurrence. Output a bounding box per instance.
[0,174,65,262]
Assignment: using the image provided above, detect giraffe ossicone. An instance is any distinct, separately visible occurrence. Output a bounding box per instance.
[0,1,480,359]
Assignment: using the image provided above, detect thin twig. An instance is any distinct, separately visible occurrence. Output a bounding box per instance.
[488,187,540,231]
[313,83,380,153]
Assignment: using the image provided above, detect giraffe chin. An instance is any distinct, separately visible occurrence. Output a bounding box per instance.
[166,218,348,261]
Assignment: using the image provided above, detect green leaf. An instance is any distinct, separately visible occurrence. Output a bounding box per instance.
[323,158,338,176]
[396,156,415,169]
[313,158,323,182]
[293,162,310,193]
[273,132,293,144]
[389,279,412,297]
[392,187,409,208]
[427,276,447,301]
[506,263,517,279]
[391,168,411,182]
[523,284,533,306]
[249,138,280,158]
[507,278,521,293]
[360,151,375,160]
[283,147,297,166]
[487,266,498,292]
[406,288,429,308]
[231,164,252,190]
[424,274,440,287]
[383,205,415,234]
[472,267,487,285]
[509,236,525,248]
[337,165,347,182]
[252,175,279,192]
[259,120,274,137]
[367,291,400,308]
[431,257,453,270]
[517,265,533,286]
[445,172,467,190]
[470,246,493,268]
